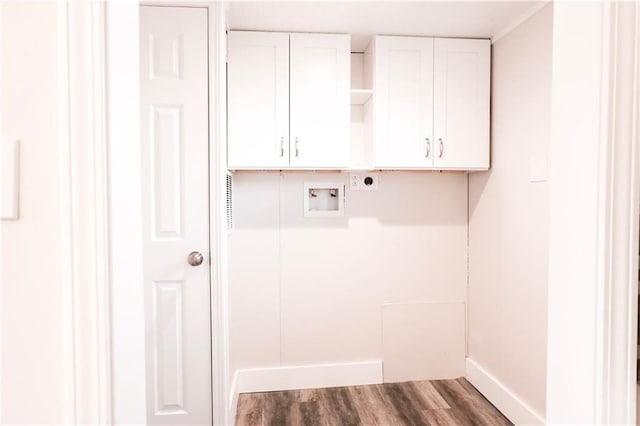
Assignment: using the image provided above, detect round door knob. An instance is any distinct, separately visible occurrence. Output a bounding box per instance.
[188,251,204,266]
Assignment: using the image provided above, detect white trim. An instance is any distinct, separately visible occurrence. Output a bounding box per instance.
[57,2,78,424]
[88,3,113,421]
[595,2,613,422]
[105,2,147,424]
[598,1,640,423]
[57,2,114,423]
[0,1,3,418]
[235,361,383,394]
[491,1,550,44]
[229,371,240,425]
[465,358,544,425]
[209,2,231,426]
[545,1,640,423]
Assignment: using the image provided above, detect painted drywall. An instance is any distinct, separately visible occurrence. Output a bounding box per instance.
[229,172,468,380]
[468,3,552,419]
[228,1,547,52]
[1,2,67,423]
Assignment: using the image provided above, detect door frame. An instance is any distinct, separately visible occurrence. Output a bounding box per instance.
[64,0,640,424]
[597,2,640,423]
[105,1,230,424]
[546,1,640,423]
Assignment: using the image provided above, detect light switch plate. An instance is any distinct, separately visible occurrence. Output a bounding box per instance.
[529,155,548,183]
[1,139,19,220]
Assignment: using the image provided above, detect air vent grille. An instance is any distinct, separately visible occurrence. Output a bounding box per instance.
[226,173,233,231]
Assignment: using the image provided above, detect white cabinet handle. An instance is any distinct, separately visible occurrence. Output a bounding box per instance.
[438,138,444,158]
[295,137,299,157]
[425,138,431,158]
[280,137,284,157]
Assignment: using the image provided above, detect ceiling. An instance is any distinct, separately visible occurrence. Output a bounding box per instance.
[227,1,548,51]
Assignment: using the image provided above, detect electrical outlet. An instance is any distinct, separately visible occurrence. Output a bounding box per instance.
[360,173,378,191]
[349,173,360,191]
[349,173,379,191]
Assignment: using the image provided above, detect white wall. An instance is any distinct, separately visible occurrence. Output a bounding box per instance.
[1,2,67,423]
[468,3,552,421]
[229,171,468,383]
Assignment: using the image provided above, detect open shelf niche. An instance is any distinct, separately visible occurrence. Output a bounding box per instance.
[350,44,374,169]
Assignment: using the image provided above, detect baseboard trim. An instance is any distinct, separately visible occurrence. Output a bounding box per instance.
[229,370,240,425]
[235,361,383,394]
[465,358,544,425]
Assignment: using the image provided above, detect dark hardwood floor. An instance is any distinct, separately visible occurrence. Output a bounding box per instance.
[236,377,513,425]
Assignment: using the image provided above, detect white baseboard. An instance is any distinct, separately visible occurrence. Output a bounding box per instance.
[466,358,544,425]
[235,360,383,394]
[229,370,240,426]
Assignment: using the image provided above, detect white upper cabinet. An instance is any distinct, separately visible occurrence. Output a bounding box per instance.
[372,35,490,170]
[228,32,489,171]
[227,31,350,169]
[228,31,290,169]
[290,33,350,168]
[433,38,490,170]
[373,36,434,168]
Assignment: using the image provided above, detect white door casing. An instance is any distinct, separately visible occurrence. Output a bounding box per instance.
[227,31,290,169]
[373,36,434,168]
[140,6,211,425]
[289,33,350,168]
[433,38,490,170]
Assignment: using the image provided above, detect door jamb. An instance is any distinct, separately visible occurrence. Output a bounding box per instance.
[599,2,640,423]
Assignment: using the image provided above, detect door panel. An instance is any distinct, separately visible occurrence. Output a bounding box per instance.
[228,31,290,168]
[290,33,350,168]
[153,280,186,414]
[140,7,211,425]
[374,36,434,168]
[151,104,184,239]
[433,38,490,170]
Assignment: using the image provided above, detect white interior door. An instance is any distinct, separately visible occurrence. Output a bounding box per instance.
[227,31,290,169]
[290,33,350,168]
[433,38,490,170]
[373,36,434,168]
[140,6,211,425]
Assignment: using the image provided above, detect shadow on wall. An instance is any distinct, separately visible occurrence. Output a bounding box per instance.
[231,171,469,229]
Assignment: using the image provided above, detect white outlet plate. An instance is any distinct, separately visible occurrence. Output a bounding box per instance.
[349,173,378,191]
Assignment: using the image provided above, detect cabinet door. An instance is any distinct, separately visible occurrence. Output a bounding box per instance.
[228,31,290,169]
[290,33,350,168]
[373,36,434,168]
[433,38,490,170]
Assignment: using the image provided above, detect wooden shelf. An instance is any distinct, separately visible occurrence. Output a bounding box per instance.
[350,89,373,105]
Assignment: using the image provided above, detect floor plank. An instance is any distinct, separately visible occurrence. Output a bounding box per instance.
[347,384,400,426]
[235,378,512,426]
[430,379,512,426]
[236,393,264,426]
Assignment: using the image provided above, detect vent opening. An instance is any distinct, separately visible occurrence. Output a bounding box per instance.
[226,173,233,231]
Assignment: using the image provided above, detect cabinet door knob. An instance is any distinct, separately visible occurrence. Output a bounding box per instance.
[295,137,299,157]
[438,138,444,158]
[425,138,431,158]
[280,137,284,157]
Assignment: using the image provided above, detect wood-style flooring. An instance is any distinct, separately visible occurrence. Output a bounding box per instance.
[236,378,512,426]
